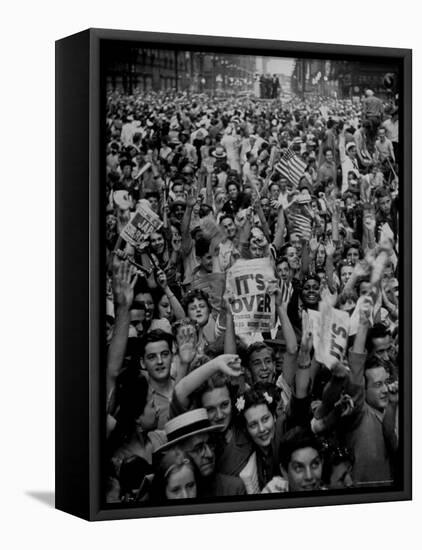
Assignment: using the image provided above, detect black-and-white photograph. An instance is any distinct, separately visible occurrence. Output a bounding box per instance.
[103,44,401,506]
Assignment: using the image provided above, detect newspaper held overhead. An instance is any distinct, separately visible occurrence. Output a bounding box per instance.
[120,202,163,248]
[307,301,350,369]
[226,258,276,334]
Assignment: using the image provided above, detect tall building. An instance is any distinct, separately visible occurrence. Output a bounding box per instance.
[104,44,255,94]
[291,58,399,99]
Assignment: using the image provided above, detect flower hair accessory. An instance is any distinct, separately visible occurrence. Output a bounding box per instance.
[263,392,273,405]
[235,396,245,412]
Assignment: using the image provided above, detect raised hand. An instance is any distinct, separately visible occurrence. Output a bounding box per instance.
[363,214,376,232]
[212,354,243,377]
[354,259,371,279]
[309,235,319,254]
[245,206,254,222]
[332,199,342,219]
[156,269,168,289]
[325,238,336,257]
[112,259,138,308]
[171,232,182,252]
[331,361,351,380]
[334,394,355,417]
[203,157,215,175]
[320,285,337,307]
[177,324,197,365]
[133,233,150,252]
[178,341,196,365]
[266,279,282,306]
[186,186,198,208]
[358,295,373,325]
[222,289,235,313]
[387,380,399,404]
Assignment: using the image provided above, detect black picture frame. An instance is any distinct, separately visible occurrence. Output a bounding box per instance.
[55,28,412,521]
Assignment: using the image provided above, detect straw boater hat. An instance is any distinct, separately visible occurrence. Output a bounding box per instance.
[154,409,224,453]
[212,145,227,159]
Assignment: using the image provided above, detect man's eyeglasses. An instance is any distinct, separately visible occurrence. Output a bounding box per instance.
[185,440,215,457]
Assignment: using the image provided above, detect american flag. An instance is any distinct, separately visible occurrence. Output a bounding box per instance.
[274,147,306,187]
[288,205,313,240]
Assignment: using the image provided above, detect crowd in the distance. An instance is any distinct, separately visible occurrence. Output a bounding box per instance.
[104,83,399,505]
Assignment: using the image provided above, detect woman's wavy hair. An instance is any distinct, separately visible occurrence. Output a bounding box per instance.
[181,288,212,314]
[235,382,279,429]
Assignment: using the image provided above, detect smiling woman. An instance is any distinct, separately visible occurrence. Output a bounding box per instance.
[55,27,411,521]
[236,384,284,491]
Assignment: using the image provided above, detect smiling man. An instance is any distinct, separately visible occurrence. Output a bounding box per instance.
[246,342,276,385]
[140,329,175,429]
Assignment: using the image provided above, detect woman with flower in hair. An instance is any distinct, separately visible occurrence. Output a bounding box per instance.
[171,353,254,478]
[235,383,286,492]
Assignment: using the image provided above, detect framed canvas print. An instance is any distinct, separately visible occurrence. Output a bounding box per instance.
[55,28,412,521]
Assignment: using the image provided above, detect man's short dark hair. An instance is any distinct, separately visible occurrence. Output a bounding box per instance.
[220,213,235,225]
[195,237,211,258]
[279,427,323,470]
[366,323,391,353]
[145,191,160,201]
[246,342,274,364]
[276,255,289,267]
[375,187,391,199]
[269,181,280,191]
[139,329,174,358]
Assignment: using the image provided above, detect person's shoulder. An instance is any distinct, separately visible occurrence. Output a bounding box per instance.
[214,473,247,494]
[148,429,167,450]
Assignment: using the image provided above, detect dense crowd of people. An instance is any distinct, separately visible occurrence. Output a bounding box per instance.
[104,81,400,505]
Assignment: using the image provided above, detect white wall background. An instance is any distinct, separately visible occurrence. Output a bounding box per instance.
[0,1,419,548]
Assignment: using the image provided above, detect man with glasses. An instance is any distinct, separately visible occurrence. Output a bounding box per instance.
[155,409,246,497]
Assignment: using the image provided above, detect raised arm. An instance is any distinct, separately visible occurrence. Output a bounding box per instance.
[294,313,314,399]
[338,129,346,164]
[383,381,399,453]
[276,297,298,388]
[107,259,138,400]
[204,160,215,207]
[324,238,336,293]
[174,354,242,409]
[254,198,271,242]
[181,186,197,255]
[155,269,185,320]
[238,207,253,248]
[305,234,319,274]
[362,210,376,251]
[272,205,286,251]
[223,293,237,354]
